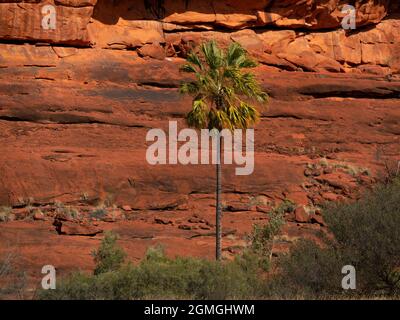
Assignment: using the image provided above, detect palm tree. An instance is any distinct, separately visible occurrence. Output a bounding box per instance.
[180,41,268,260]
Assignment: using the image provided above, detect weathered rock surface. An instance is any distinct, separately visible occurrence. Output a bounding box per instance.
[0,44,398,210]
[1,1,399,73]
[0,0,97,46]
[166,18,400,75]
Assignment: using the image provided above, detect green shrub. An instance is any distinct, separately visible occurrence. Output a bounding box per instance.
[0,250,27,299]
[267,178,400,298]
[133,245,204,299]
[324,177,400,295]
[193,255,261,299]
[126,245,260,299]
[264,240,344,299]
[92,231,127,275]
[90,207,108,220]
[38,242,262,300]
[249,201,286,271]
[276,199,296,214]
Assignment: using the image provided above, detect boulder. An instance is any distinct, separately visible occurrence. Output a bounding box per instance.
[53,219,103,236]
[33,211,46,221]
[230,29,265,53]
[88,20,165,49]
[121,205,132,212]
[295,207,309,223]
[138,43,166,60]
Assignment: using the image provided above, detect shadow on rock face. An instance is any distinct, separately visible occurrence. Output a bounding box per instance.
[91,0,396,30]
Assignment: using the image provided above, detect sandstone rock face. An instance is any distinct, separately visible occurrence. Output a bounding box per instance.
[0,44,398,209]
[166,18,400,75]
[0,1,398,74]
[258,0,390,30]
[93,0,394,30]
[0,1,397,45]
[0,0,97,46]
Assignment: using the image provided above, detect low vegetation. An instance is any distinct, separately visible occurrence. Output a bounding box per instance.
[92,231,127,275]
[0,206,12,222]
[55,202,80,220]
[36,178,400,300]
[38,241,261,300]
[0,249,27,299]
[248,200,291,271]
[318,158,371,176]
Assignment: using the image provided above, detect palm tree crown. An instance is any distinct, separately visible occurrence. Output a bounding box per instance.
[180,40,268,131]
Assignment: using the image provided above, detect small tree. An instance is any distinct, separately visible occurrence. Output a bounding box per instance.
[249,200,291,270]
[180,41,268,260]
[92,231,126,275]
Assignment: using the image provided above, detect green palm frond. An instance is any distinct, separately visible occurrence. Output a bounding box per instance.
[180,63,197,73]
[237,55,258,69]
[233,72,268,103]
[223,67,241,82]
[238,102,260,126]
[180,81,200,95]
[201,41,224,70]
[186,52,204,71]
[186,98,209,129]
[226,42,246,67]
[226,42,258,68]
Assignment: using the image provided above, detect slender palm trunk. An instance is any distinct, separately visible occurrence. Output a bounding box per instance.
[216,133,222,261]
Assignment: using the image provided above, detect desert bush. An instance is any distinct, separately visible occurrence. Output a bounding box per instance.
[37,267,142,300]
[38,242,261,300]
[248,200,288,271]
[55,202,80,220]
[135,246,261,299]
[92,231,127,275]
[90,207,108,220]
[193,253,261,299]
[131,245,204,299]
[276,199,296,214]
[263,240,344,299]
[0,250,27,299]
[324,177,400,295]
[266,178,400,298]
